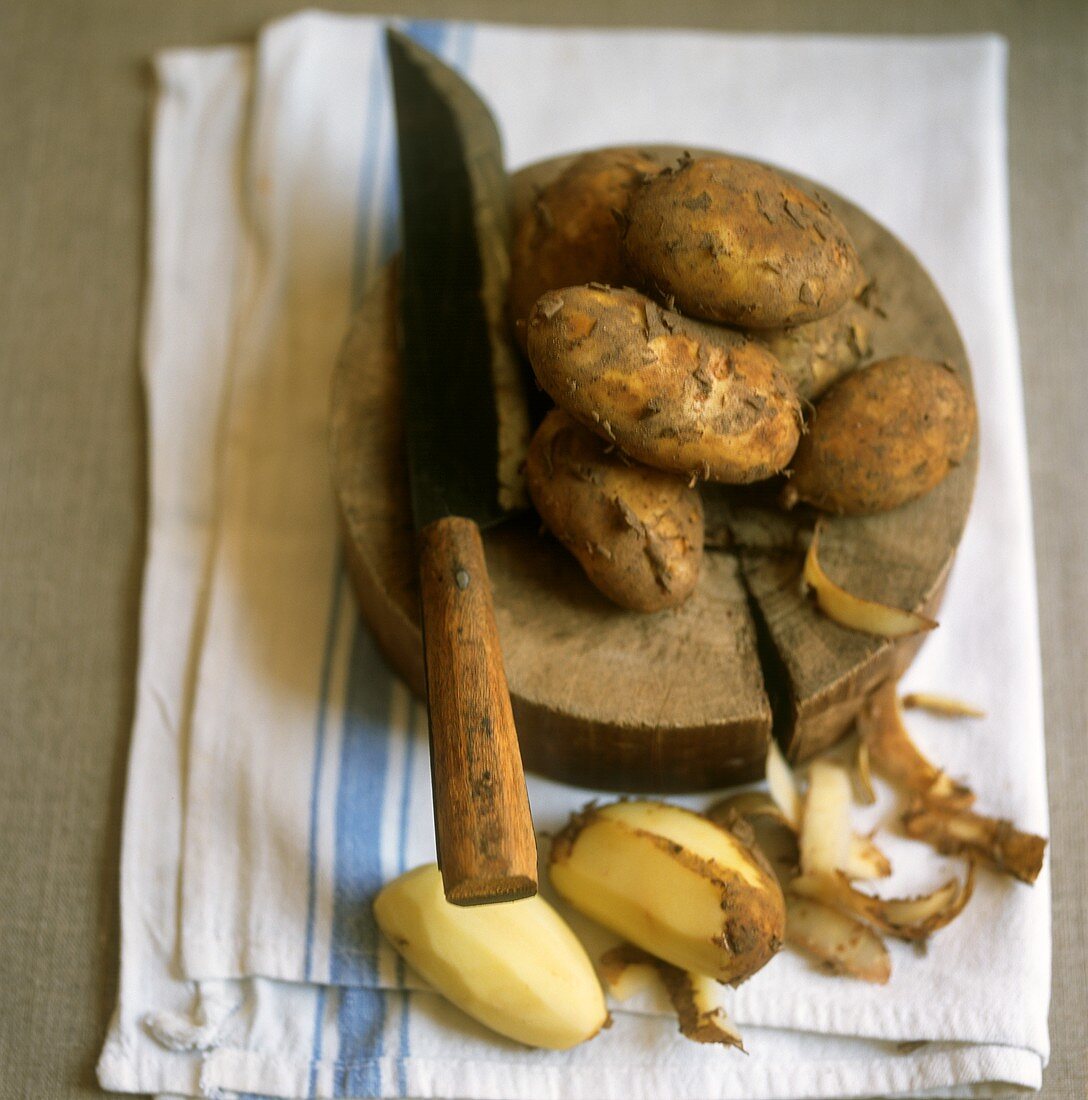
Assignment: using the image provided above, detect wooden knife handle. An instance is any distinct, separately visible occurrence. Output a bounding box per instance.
[417,515,537,905]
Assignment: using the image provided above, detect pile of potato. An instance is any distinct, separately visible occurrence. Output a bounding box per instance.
[511,149,977,612]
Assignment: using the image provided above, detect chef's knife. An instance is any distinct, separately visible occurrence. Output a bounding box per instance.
[386,28,537,906]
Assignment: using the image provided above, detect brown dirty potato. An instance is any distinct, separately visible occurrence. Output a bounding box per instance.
[527,285,802,484]
[784,356,976,515]
[525,409,704,612]
[507,148,661,352]
[749,298,873,403]
[623,155,861,328]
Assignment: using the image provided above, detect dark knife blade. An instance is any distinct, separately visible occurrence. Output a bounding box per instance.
[386,28,537,906]
[388,27,516,531]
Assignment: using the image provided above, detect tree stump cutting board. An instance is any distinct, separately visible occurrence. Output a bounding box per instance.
[329,150,977,793]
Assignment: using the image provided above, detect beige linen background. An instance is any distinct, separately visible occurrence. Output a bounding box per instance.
[0,2,1084,1098]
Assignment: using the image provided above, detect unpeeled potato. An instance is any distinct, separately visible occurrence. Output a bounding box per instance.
[525,409,703,612]
[750,298,872,402]
[507,148,661,351]
[527,284,801,484]
[623,155,861,328]
[784,356,976,514]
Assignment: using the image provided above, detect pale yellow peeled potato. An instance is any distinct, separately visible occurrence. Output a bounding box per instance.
[549,800,785,984]
[373,864,608,1050]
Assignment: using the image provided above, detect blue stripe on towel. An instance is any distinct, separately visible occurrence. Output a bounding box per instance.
[302,560,345,1094]
[330,618,396,978]
[334,987,388,1097]
[304,564,345,982]
[393,695,420,1097]
[306,985,327,1098]
[351,27,397,307]
[303,20,395,1095]
[406,18,446,54]
[330,624,395,1095]
[455,18,476,73]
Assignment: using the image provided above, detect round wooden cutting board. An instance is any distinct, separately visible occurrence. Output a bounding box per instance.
[329,149,977,793]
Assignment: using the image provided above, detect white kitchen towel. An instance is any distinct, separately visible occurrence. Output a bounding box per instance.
[98,12,1050,1099]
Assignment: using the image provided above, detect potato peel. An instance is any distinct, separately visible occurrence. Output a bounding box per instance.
[785,896,891,984]
[797,760,890,881]
[707,792,799,883]
[800,761,853,876]
[791,864,975,942]
[803,525,938,637]
[844,834,892,880]
[901,800,1046,885]
[599,944,745,1050]
[598,943,660,1003]
[708,790,792,831]
[766,740,803,830]
[659,966,746,1050]
[858,682,975,810]
[854,737,877,805]
[901,692,986,719]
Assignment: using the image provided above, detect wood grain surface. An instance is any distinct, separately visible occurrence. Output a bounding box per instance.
[332,151,975,790]
[0,3,1084,1099]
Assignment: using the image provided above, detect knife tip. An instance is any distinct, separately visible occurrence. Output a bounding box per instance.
[384,24,414,60]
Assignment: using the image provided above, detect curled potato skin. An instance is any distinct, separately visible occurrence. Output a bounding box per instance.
[525,409,704,612]
[527,285,802,484]
[508,148,661,351]
[786,356,976,515]
[624,155,861,328]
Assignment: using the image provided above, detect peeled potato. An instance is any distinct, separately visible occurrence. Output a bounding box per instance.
[373,864,608,1050]
[785,356,976,514]
[623,154,861,328]
[527,284,801,484]
[507,147,661,350]
[525,409,704,611]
